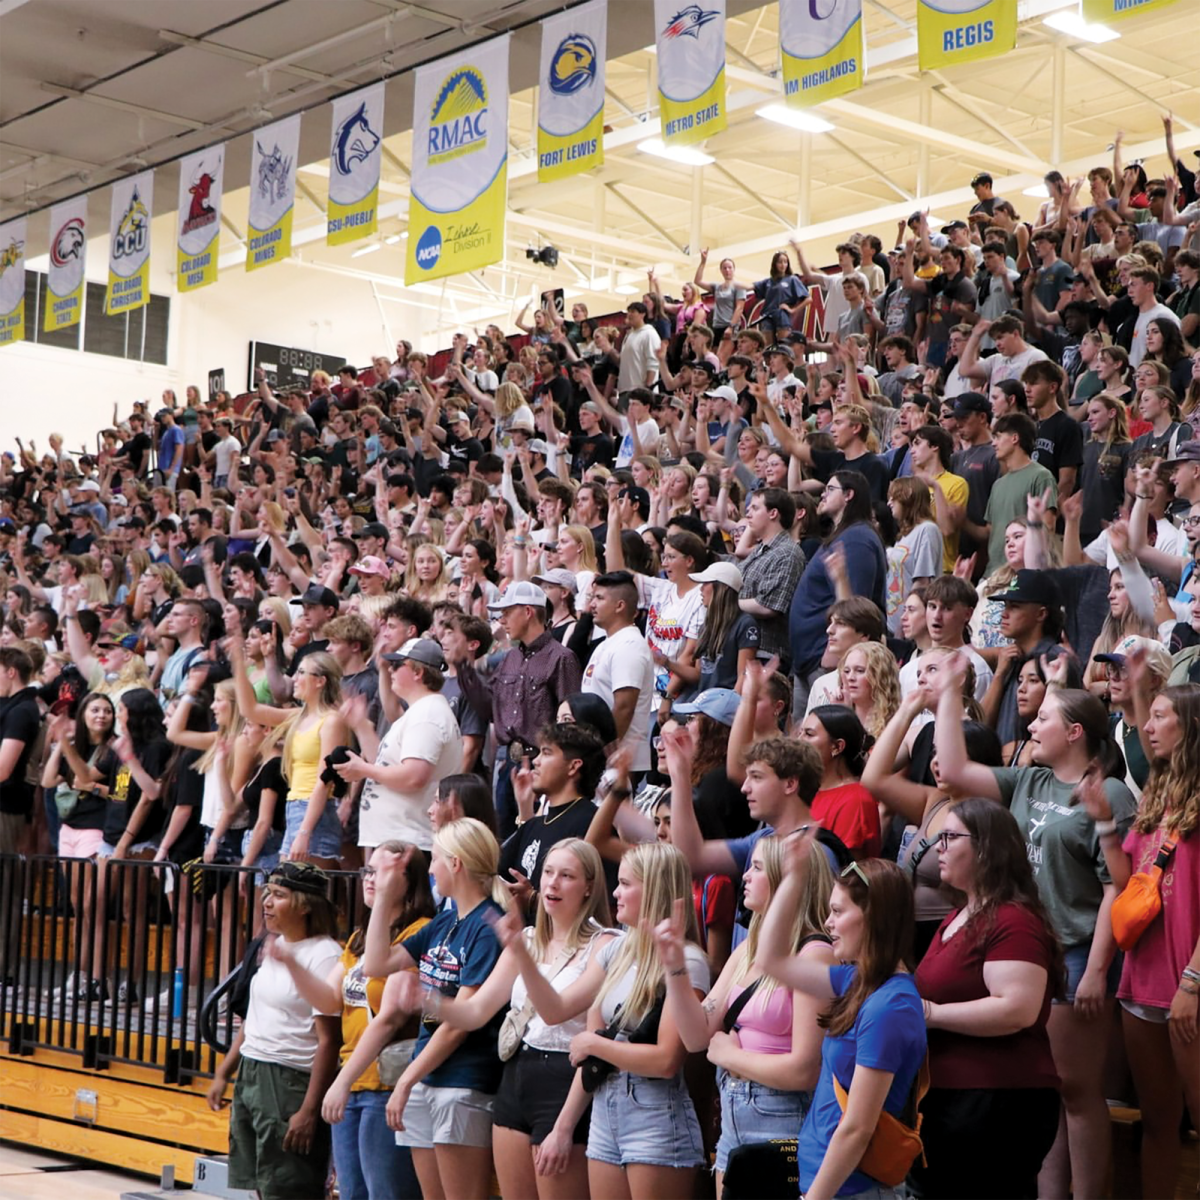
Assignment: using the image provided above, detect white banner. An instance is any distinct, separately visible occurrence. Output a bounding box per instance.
[653,0,727,145]
[779,0,863,106]
[247,113,301,270]
[176,146,223,292]
[106,170,153,315]
[0,216,26,346]
[537,0,607,181]
[328,82,385,245]
[45,196,87,332]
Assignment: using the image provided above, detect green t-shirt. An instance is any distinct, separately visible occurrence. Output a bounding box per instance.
[984,460,1058,575]
[992,766,1136,948]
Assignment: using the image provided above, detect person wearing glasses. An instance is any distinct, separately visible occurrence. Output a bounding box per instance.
[756,840,926,1200]
[910,800,1064,1199]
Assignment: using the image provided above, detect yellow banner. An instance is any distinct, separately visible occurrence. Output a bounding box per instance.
[781,11,862,107]
[105,257,150,316]
[660,67,726,146]
[44,280,83,332]
[177,242,218,292]
[327,185,379,246]
[916,0,1015,71]
[106,172,152,316]
[1081,0,1178,19]
[538,109,604,182]
[246,206,294,273]
[176,147,222,293]
[406,165,507,283]
[0,217,26,347]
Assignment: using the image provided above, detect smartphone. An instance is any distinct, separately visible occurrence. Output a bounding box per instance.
[284,487,296,498]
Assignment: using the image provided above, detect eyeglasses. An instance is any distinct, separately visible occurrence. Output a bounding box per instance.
[1183,514,1200,527]
[840,861,870,888]
[359,866,376,879]
[935,831,972,851]
[822,484,843,496]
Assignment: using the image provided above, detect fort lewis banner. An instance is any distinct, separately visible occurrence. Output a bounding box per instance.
[916,0,1016,71]
[780,0,864,107]
[328,82,385,246]
[106,170,153,315]
[654,0,727,146]
[44,196,86,332]
[406,36,511,285]
[247,114,301,272]
[176,146,223,293]
[0,216,25,347]
[538,0,607,182]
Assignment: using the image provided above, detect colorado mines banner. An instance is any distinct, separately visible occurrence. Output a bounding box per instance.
[406,36,511,285]
[44,196,86,332]
[105,170,153,315]
[176,145,224,293]
[328,82,385,246]
[916,0,1016,70]
[0,216,26,347]
[654,0,727,146]
[537,0,607,182]
[247,114,301,272]
[780,0,864,107]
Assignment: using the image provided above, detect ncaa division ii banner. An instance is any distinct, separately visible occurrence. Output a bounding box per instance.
[0,217,26,347]
[654,0,727,146]
[44,197,86,332]
[538,0,606,182]
[176,146,223,293]
[406,35,510,285]
[247,114,301,272]
[328,83,385,246]
[1082,0,1179,19]
[780,0,863,107]
[106,170,153,315]
[917,0,1015,70]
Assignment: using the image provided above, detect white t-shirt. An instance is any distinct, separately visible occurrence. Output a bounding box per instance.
[811,270,869,335]
[805,669,842,714]
[1129,304,1180,368]
[358,692,462,850]
[513,928,614,1052]
[212,435,241,479]
[582,625,656,771]
[617,325,662,394]
[898,645,994,704]
[1085,521,1187,570]
[615,416,661,468]
[241,935,342,1071]
[977,345,1048,385]
[637,575,706,671]
[597,934,709,1026]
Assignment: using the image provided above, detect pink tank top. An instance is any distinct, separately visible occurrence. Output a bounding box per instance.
[726,980,793,1055]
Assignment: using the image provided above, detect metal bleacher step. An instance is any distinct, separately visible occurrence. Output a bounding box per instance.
[189,1155,256,1198]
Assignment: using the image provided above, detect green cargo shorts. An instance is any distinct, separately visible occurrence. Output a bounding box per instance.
[227,1055,330,1200]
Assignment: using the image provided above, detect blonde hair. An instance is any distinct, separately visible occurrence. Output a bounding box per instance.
[196,680,244,773]
[279,651,342,783]
[434,817,509,910]
[596,842,701,1027]
[632,455,663,488]
[78,574,109,607]
[531,839,613,960]
[494,382,528,419]
[259,597,292,644]
[840,641,901,739]
[404,541,450,604]
[560,525,598,573]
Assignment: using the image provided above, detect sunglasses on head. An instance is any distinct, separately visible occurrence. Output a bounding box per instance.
[840,861,870,888]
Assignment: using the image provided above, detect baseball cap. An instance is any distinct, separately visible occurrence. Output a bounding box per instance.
[356,522,389,540]
[944,219,968,233]
[672,688,741,728]
[0,518,15,533]
[688,561,743,589]
[265,429,285,443]
[705,385,738,405]
[348,555,391,578]
[532,568,578,593]
[619,485,651,512]
[527,438,550,455]
[970,172,993,187]
[76,479,101,493]
[767,343,794,360]
[448,408,471,425]
[1164,441,1200,467]
[580,401,602,416]
[382,637,448,672]
[489,580,548,610]
[509,415,535,432]
[951,391,993,419]
[1093,634,1173,679]
[268,861,329,898]
[299,584,339,608]
[1001,569,1060,609]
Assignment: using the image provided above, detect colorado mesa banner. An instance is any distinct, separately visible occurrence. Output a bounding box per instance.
[780,0,863,107]
[106,170,153,315]
[328,83,385,246]
[538,0,606,182]
[654,0,727,146]
[247,114,301,272]
[0,216,26,347]
[916,0,1016,71]
[44,197,86,332]
[176,146,223,293]
[406,35,510,285]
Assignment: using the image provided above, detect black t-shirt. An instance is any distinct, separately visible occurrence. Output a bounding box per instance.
[102,738,172,846]
[697,611,760,692]
[811,448,891,504]
[445,433,484,465]
[164,747,206,864]
[1031,409,1084,483]
[570,431,615,476]
[696,768,756,840]
[499,798,616,900]
[58,744,118,832]
[242,755,287,835]
[1080,440,1132,543]
[121,431,152,476]
[0,687,42,817]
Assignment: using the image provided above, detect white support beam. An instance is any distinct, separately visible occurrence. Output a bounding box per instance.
[157,29,337,84]
[39,83,232,133]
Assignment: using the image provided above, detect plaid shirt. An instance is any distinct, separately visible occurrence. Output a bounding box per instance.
[739,532,806,663]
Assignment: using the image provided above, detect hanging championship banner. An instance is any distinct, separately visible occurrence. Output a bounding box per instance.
[0,217,26,347]
[406,35,510,285]
[916,0,1015,71]
[1081,0,1178,20]
[247,114,301,271]
[106,170,153,315]
[537,0,606,182]
[176,146,223,292]
[328,83,384,246]
[654,0,727,145]
[780,0,863,107]
[44,197,86,332]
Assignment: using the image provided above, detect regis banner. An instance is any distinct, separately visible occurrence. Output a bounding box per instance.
[780,0,864,107]
[916,0,1015,70]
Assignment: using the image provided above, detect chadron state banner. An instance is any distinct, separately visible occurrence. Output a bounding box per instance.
[176,146,223,293]
[406,35,510,285]
[654,0,727,146]
[0,216,26,347]
[44,197,86,332]
[328,82,385,246]
[916,0,1015,71]
[780,0,863,107]
[247,114,301,272]
[106,170,153,315]
[538,0,606,182]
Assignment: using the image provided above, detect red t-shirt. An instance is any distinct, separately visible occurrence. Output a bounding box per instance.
[915,902,1059,1090]
[693,874,735,952]
[811,783,881,858]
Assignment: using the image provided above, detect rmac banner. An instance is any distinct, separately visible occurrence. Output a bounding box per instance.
[780,0,863,107]
[0,217,26,347]
[106,170,153,315]
[44,197,86,332]
[1081,0,1179,19]
[247,114,301,272]
[916,0,1015,70]
[538,0,606,182]
[176,146,223,293]
[406,35,510,285]
[328,83,384,246]
[654,0,727,146]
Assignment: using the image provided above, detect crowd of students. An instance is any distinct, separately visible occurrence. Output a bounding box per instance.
[0,117,1199,1200]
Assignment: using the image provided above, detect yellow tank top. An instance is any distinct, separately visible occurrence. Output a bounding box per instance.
[287,714,326,802]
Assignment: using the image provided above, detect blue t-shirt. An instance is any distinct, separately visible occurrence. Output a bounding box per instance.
[158,425,184,474]
[403,898,505,1093]
[798,966,927,1196]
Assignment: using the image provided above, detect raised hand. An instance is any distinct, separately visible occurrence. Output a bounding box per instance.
[650,896,687,972]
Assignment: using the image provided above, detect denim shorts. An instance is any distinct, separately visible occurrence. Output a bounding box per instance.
[1060,942,1121,1004]
[281,799,344,860]
[242,827,284,882]
[714,1067,809,1172]
[393,1081,494,1150]
[97,838,159,858]
[587,1071,705,1170]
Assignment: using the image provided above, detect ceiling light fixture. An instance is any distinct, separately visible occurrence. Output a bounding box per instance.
[613,284,639,295]
[637,138,714,166]
[383,234,402,245]
[1043,11,1119,42]
[351,242,383,258]
[756,104,834,134]
[1022,183,1050,197]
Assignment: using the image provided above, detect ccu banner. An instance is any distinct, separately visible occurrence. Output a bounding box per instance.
[1082,0,1179,19]
[328,83,384,246]
[106,170,153,316]
[406,35,510,285]
[176,146,223,293]
[247,114,301,272]
[780,0,863,107]
[538,0,606,182]
[0,217,26,347]
[44,197,86,332]
[654,0,726,146]
[916,0,1015,70]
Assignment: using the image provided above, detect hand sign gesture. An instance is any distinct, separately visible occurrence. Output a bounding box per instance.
[650,897,688,973]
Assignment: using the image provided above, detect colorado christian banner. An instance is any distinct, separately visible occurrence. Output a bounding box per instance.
[328,83,384,246]
[780,0,863,107]
[406,35,510,285]
[106,170,153,315]
[0,217,26,347]
[176,146,223,292]
[916,0,1015,71]
[44,197,86,332]
[247,114,301,271]
[1081,0,1179,20]
[537,0,606,182]
[654,0,727,146]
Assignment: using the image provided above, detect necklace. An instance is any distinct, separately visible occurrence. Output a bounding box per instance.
[542,796,584,827]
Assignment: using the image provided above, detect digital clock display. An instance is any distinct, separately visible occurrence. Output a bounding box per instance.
[248,340,347,391]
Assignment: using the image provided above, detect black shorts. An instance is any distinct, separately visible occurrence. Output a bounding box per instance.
[492,1046,589,1145]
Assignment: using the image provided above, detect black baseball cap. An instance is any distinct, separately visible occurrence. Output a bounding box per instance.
[357,522,389,540]
[951,392,993,419]
[1001,569,1060,609]
[300,584,339,609]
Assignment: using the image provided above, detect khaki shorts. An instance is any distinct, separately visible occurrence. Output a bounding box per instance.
[393,1080,494,1150]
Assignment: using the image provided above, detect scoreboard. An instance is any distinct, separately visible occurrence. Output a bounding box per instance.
[248,340,347,391]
